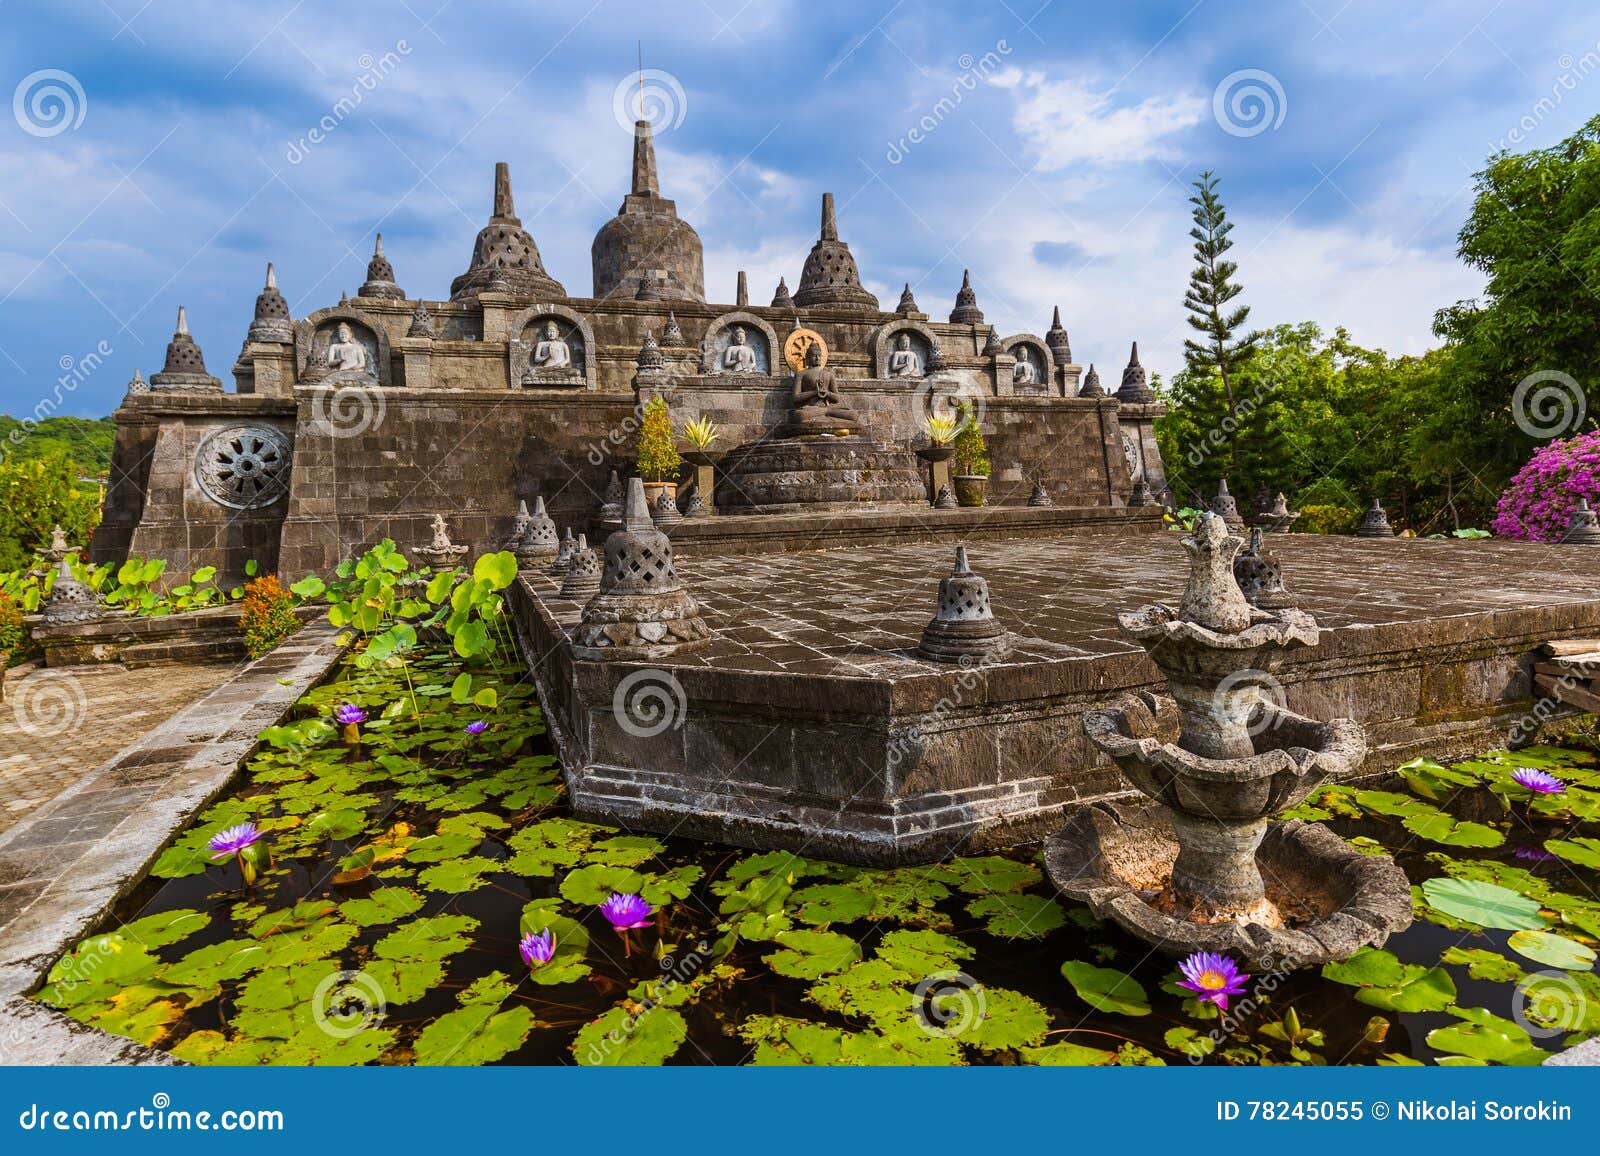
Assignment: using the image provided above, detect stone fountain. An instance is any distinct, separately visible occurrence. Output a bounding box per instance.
[1045,512,1413,969]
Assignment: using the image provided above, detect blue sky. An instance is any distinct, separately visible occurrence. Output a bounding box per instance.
[2,0,1598,417]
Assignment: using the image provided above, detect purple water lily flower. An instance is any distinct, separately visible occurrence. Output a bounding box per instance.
[464,720,489,736]
[1177,951,1250,1011]
[600,892,654,932]
[1515,845,1558,862]
[519,929,556,967]
[334,702,367,726]
[207,822,262,860]
[1511,767,1566,795]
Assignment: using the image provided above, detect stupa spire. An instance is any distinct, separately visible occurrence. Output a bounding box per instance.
[631,119,660,197]
[492,161,519,224]
[821,191,839,241]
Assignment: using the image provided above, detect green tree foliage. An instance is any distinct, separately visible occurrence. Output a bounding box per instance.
[0,451,103,571]
[635,396,681,482]
[1435,114,1600,481]
[0,415,116,474]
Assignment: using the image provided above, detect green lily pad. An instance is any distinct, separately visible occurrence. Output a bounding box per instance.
[163,939,271,987]
[764,930,862,979]
[1545,836,1600,870]
[573,1005,688,1066]
[1425,1006,1548,1066]
[517,902,592,985]
[1507,929,1596,970]
[413,974,536,1065]
[1420,877,1548,931]
[1400,811,1504,848]
[1321,947,1457,1013]
[1021,1041,1119,1066]
[941,856,1042,894]
[120,908,211,948]
[1440,946,1525,983]
[416,856,499,894]
[1165,1024,1218,1059]
[373,914,478,963]
[792,884,875,925]
[1060,960,1150,1016]
[952,986,1051,1052]
[337,888,425,927]
[874,929,974,979]
[966,893,1066,939]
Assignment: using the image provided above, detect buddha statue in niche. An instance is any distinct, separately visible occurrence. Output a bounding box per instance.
[326,322,369,375]
[888,332,922,378]
[1013,348,1038,385]
[778,340,859,437]
[721,325,759,374]
[533,321,571,369]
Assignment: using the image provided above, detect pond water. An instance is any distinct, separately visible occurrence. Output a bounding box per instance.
[34,649,1600,1065]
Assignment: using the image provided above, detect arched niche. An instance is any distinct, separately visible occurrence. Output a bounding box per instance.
[1000,334,1055,394]
[296,308,392,386]
[507,304,596,390]
[701,311,779,376]
[871,320,941,381]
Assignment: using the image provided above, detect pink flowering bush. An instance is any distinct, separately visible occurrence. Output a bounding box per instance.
[1492,431,1600,541]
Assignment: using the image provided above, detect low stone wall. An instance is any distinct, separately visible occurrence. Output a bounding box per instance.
[26,605,321,668]
[510,536,1600,865]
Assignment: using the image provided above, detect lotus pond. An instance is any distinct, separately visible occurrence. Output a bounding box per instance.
[34,647,1600,1066]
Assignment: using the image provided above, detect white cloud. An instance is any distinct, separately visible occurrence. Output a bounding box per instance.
[992,68,1207,169]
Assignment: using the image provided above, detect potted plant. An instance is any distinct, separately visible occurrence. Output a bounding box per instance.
[951,403,991,507]
[916,415,959,505]
[635,394,682,511]
[679,416,723,514]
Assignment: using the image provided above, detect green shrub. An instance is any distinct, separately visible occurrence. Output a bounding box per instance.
[0,591,24,654]
[635,396,681,482]
[1296,504,1359,534]
[952,403,990,476]
[240,575,300,658]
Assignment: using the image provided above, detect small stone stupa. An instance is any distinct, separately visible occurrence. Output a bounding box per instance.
[1115,342,1156,404]
[1563,499,1600,545]
[1356,499,1395,538]
[509,497,559,565]
[792,193,878,312]
[407,302,436,338]
[573,478,712,659]
[1046,306,1072,367]
[652,485,683,527]
[1027,481,1053,508]
[549,528,577,576]
[246,263,293,344]
[597,470,625,529]
[358,234,405,299]
[1258,492,1299,534]
[39,556,104,625]
[949,270,984,325]
[933,483,958,510]
[916,546,1010,663]
[1077,363,1105,398]
[1209,479,1246,533]
[151,306,222,392]
[558,535,602,599]
[416,514,468,568]
[1234,527,1296,610]
[451,162,565,301]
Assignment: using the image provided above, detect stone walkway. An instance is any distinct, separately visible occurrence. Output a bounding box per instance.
[0,661,241,836]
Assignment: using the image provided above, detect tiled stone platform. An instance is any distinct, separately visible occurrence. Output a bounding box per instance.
[0,626,344,1065]
[513,533,1600,864]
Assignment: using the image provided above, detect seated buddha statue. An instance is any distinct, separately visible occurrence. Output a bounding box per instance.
[777,341,859,437]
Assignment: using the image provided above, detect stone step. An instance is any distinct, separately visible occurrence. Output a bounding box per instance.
[120,637,244,668]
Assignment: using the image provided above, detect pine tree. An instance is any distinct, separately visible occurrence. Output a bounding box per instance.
[1182,171,1259,474]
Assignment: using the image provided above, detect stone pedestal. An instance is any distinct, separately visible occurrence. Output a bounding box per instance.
[717,435,924,515]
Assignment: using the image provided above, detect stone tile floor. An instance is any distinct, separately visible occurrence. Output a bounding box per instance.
[0,661,243,836]
[532,533,1600,679]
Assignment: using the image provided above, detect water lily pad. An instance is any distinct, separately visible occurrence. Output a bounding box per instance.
[168,1030,278,1066]
[163,939,271,987]
[764,930,862,979]
[517,902,592,985]
[966,893,1066,939]
[1507,929,1596,970]
[1545,836,1600,870]
[1060,960,1150,1016]
[1440,946,1525,983]
[942,856,1042,894]
[1165,1024,1217,1059]
[120,908,210,948]
[792,884,875,925]
[417,856,499,894]
[1321,947,1457,1013]
[1425,1006,1548,1065]
[573,1005,687,1066]
[413,989,536,1066]
[874,929,974,979]
[363,958,446,1005]
[337,888,425,927]
[1420,877,1547,931]
[373,914,478,963]
[1400,811,1504,848]
[953,986,1050,1052]
[1021,1041,1119,1066]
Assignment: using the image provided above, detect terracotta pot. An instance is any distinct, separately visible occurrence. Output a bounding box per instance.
[953,474,988,508]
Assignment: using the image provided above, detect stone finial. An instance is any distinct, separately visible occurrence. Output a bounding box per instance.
[793,193,878,311]
[662,312,684,345]
[407,301,435,338]
[1179,512,1254,633]
[1129,480,1156,507]
[652,484,683,526]
[631,118,660,197]
[247,261,293,343]
[1234,526,1296,610]
[1046,305,1072,364]
[897,282,918,314]
[917,546,1010,663]
[1027,480,1053,508]
[635,329,665,375]
[359,233,405,299]
[735,270,749,308]
[981,327,1002,357]
[1258,491,1299,534]
[933,483,958,510]
[1115,341,1156,403]
[39,556,104,626]
[510,495,559,564]
[680,489,707,517]
[636,270,662,301]
[126,368,149,395]
[1356,499,1395,539]
[549,527,578,576]
[949,269,984,325]
[1209,479,1246,533]
[1077,363,1104,398]
[771,277,793,308]
[559,534,603,599]
[451,162,565,300]
[45,524,71,562]
[573,477,712,659]
[151,305,222,391]
[492,160,519,224]
[1563,498,1600,545]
